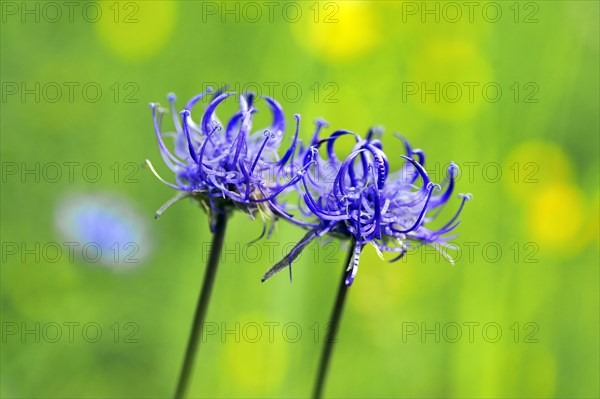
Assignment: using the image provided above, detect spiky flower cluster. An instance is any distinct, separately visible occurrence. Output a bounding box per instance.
[262,126,471,285]
[147,88,303,233]
[148,89,470,284]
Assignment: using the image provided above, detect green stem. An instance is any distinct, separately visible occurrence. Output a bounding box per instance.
[175,212,228,399]
[312,240,356,399]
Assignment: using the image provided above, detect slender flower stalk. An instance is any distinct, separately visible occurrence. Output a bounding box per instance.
[147,89,303,398]
[175,212,227,399]
[312,240,357,399]
[262,122,471,397]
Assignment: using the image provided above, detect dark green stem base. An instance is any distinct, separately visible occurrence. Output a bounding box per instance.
[174,212,228,399]
[312,241,356,399]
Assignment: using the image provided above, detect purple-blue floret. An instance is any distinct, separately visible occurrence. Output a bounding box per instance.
[146,88,302,232]
[262,122,471,285]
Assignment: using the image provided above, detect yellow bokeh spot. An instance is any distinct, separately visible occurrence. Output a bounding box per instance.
[291,2,379,62]
[503,140,574,201]
[526,183,584,249]
[504,141,592,252]
[220,313,289,394]
[407,39,493,119]
[95,1,176,61]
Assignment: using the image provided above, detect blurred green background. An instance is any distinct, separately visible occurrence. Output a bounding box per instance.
[1,1,598,398]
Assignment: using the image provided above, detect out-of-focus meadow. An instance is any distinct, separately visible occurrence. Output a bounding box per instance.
[1,1,598,398]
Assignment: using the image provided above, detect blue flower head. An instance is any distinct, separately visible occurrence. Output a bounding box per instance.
[262,124,471,285]
[146,88,302,232]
